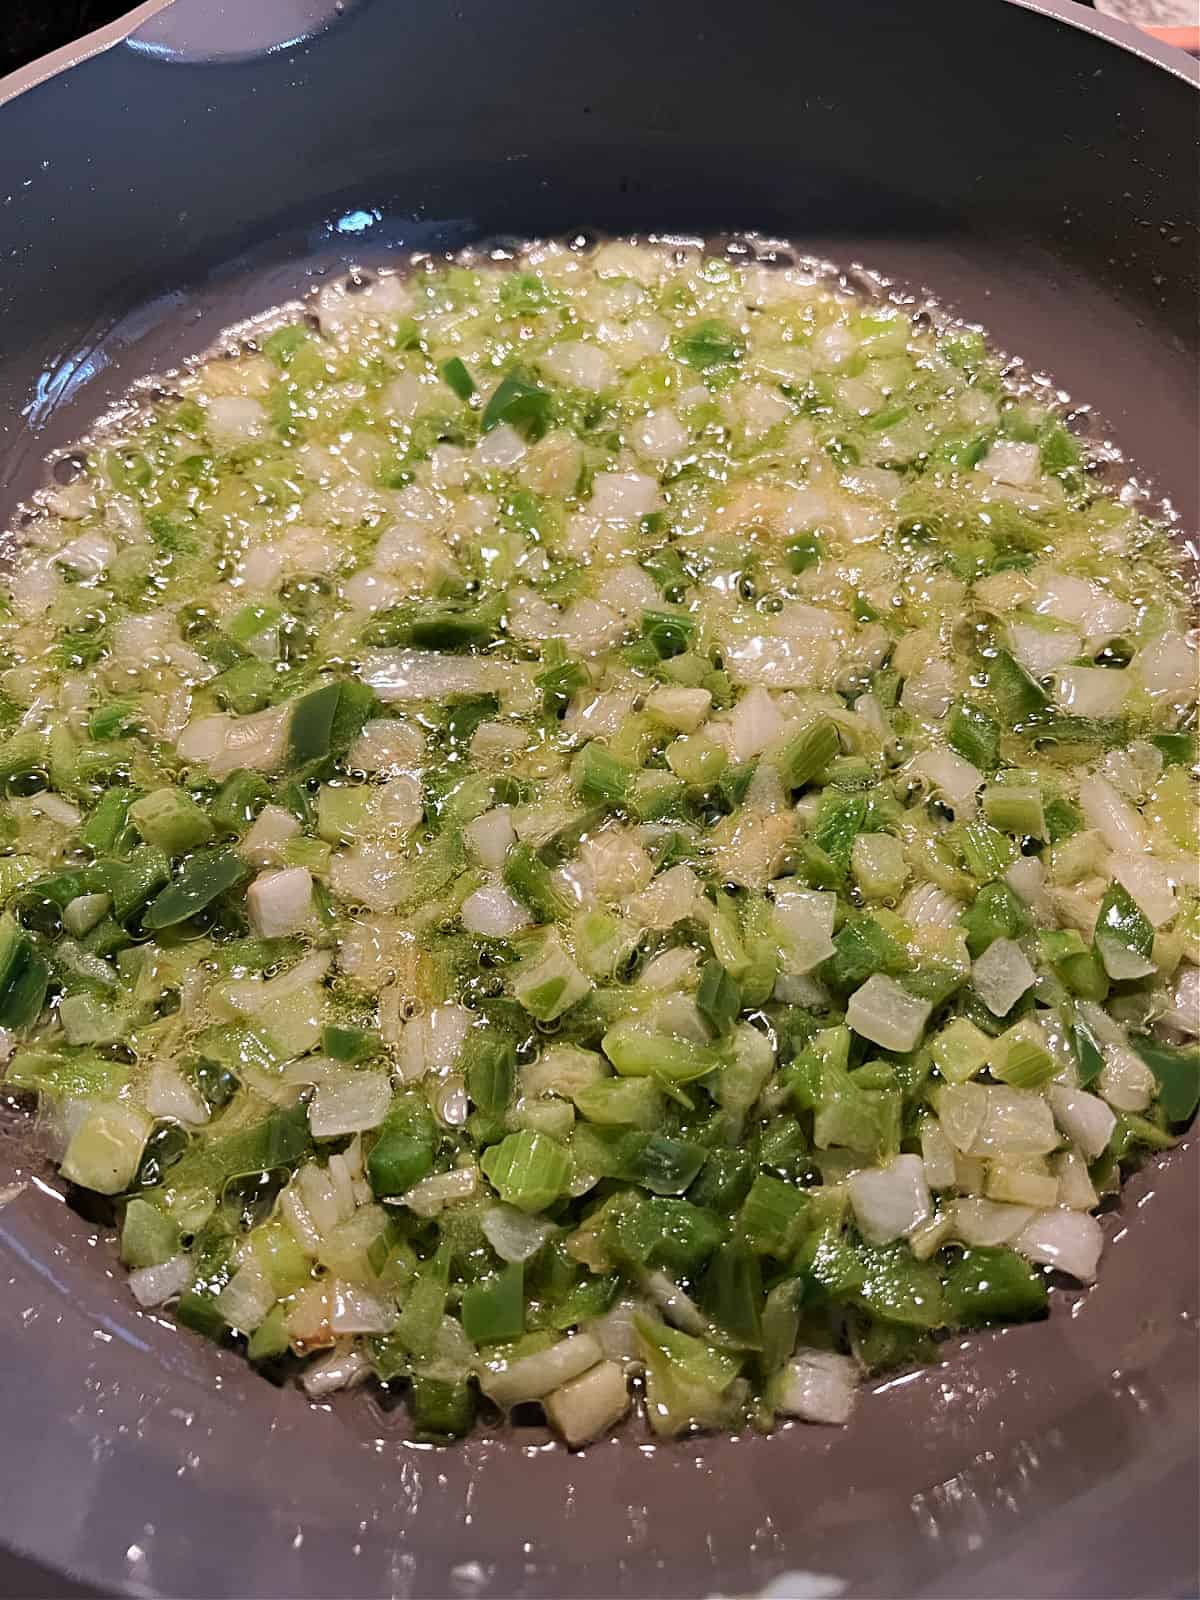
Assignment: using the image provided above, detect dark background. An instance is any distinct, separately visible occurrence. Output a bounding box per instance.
[0,2,131,77]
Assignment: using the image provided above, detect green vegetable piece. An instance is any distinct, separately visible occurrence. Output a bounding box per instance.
[774,717,840,790]
[481,1129,572,1212]
[785,532,822,573]
[0,915,48,1032]
[1133,1038,1200,1125]
[440,356,476,401]
[673,319,744,371]
[80,787,136,854]
[464,1034,516,1119]
[129,787,214,853]
[288,679,376,770]
[823,915,908,992]
[1148,731,1195,768]
[142,848,248,930]
[322,1023,380,1063]
[1094,881,1154,977]
[410,1376,477,1439]
[986,649,1048,723]
[962,881,1028,958]
[641,608,696,660]
[480,371,553,440]
[696,960,742,1036]
[503,842,570,923]
[947,699,1001,771]
[635,1314,742,1438]
[461,1263,525,1343]
[739,1174,809,1258]
[536,659,589,719]
[210,771,271,832]
[611,1198,723,1273]
[942,1246,1048,1326]
[700,1240,763,1348]
[689,1147,755,1212]
[572,743,634,809]
[87,846,171,922]
[120,1196,180,1269]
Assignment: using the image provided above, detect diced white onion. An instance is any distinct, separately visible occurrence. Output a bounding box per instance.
[475,422,528,468]
[398,1165,479,1216]
[128,1254,193,1309]
[1110,854,1178,928]
[301,1347,370,1398]
[240,804,300,866]
[1008,622,1081,680]
[309,1071,392,1138]
[206,395,268,448]
[481,1333,603,1407]
[980,440,1039,487]
[215,1261,276,1333]
[847,1154,931,1244]
[1136,631,1197,702]
[773,1349,859,1425]
[728,685,784,760]
[900,882,964,929]
[589,471,661,522]
[1054,666,1128,718]
[972,937,1037,1016]
[359,649,513,702]
[1078,773,1151,855]
[330,1281,396,1335]
[246,866,313,939]
[950,1197,1035,1246]
[144,1061,210,1127]
[633,408,689,462]
[482,1204,556,1264]
[1047,1084,1116,1160]
[846,974,932,1053]
[461,882,529,938]
[1096,1045,1155,1113]
[1014,1209,1103,1282]
[544,1360,631,1447]
[541,341,614,393]
[910,748,983,815]
[773,888,838,975]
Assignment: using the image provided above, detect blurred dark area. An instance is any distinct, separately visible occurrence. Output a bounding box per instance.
[0,2,133,77]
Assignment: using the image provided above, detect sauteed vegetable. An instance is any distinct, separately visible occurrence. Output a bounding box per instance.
[1,237,1196,1444]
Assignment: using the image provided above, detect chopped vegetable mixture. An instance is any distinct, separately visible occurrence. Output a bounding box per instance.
[1,237,1197,1446]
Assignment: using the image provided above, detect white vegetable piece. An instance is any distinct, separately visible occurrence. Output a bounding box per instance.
[464,807,516,870]
[541,341,614,393]
[644,686,712,733]
[773,1350,860,1425]
[246,866,313,938]
[1047,1085,1116,1160]
[240,803,301,866]
[846,974,932,1053]
[1014,1209,1104,1283]
[206,395,268,448]
[910,748,983,816]
[128,1255,193,1310]
[589,471,661,522]
[848,1154,931,1244]
[398,1166,479,1217]
[544,1360,631,1447]
[728,685,783,760]
[1078,773,1150,855]
[482,1205,556,1264]
[481,1333,604,1408]
[951,1197,1035,1246]
[773,888,838,975]
[633,408,689,462]
[301,1348,370,1399]
[980,439,1040,486]
[461,882,530,938]
[309,1071,392,1139]
[360,649,513,702]
[972,937,1037,1016]
[1110,854,1178,928]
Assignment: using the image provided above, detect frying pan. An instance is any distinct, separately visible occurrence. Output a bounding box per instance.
[0,3,1196,1596]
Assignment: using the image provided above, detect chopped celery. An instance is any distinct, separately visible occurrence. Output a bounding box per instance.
[481,1130,572,1212]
